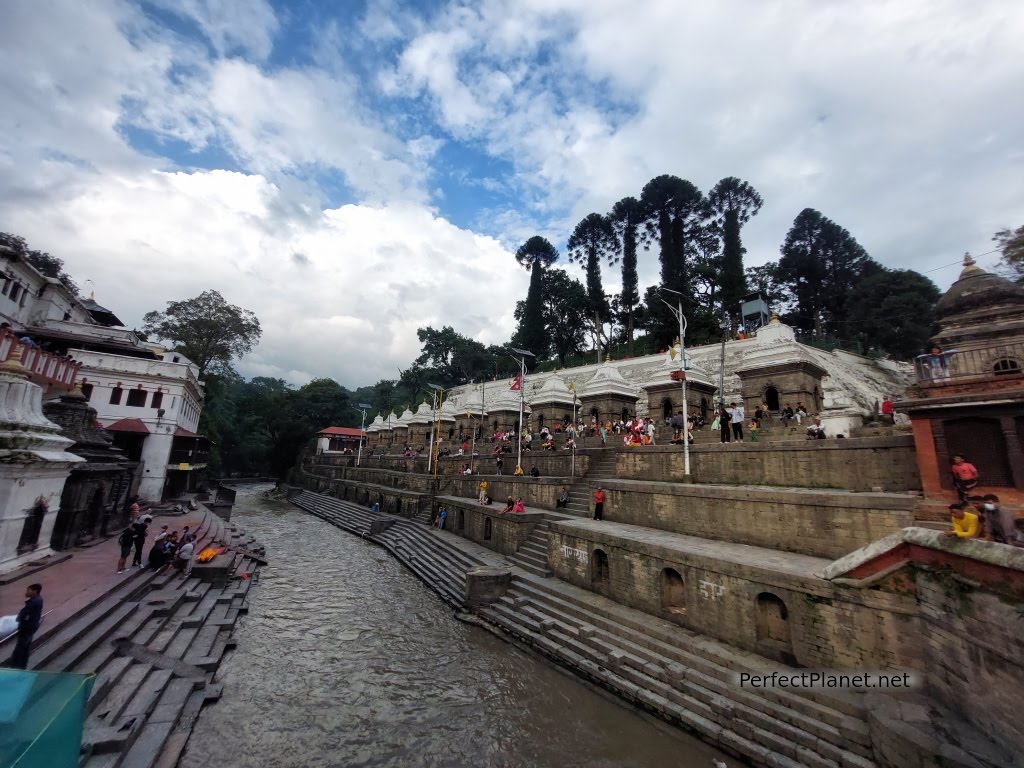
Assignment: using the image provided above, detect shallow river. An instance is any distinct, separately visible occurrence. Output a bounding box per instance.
[180,487,731,768]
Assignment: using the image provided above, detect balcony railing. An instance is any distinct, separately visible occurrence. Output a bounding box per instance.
[0,328,82,389]
[914,342,1024,385]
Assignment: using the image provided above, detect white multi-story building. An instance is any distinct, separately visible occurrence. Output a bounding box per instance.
[1,245,208,501]
[70,348,207,501]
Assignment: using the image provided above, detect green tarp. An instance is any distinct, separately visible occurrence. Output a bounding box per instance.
[0,669,94,768]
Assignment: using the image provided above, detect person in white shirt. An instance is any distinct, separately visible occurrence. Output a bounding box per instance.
[729,402,745,441]
[175,540,195,578]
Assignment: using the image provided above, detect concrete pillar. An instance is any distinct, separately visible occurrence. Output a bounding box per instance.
[0,357,84,573]
[465,566,512,608]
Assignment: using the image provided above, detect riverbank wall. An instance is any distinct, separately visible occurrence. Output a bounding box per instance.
[292,439,1024,768]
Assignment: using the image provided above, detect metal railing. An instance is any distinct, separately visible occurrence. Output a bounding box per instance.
[0,327,82,389]
[914,342,1024,385]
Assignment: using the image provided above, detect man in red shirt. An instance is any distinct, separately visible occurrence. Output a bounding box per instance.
[951,454,979,502]
[593,486,605,521]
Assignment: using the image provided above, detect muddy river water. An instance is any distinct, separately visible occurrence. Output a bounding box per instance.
[180,487,731,768]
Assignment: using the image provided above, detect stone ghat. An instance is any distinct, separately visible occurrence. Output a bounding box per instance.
[3,509,264,768]
[312,434,919,493]
[287,489,881,768]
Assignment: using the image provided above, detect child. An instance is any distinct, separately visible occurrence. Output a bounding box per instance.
[117,526,134,574]
[748,420,759,443]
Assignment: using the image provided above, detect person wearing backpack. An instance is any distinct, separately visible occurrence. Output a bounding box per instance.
[117,526,134,573]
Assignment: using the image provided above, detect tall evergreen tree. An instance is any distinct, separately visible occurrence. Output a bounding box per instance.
[638,175,711,345]
[514,235,559,363]
[610,196,642,353]
[776,208,873,337]
[847,268,940,359]
[708,177,763,316]
[566,212,617,328]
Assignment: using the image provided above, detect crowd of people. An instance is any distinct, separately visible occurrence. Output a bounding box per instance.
[116,503,197,578]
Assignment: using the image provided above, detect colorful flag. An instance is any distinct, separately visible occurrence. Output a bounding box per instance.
[510,375,521,391]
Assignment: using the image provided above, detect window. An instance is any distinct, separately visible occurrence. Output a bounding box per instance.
[151,391,163,409]
[126,388,147,407]
[81,383,93,401]
[9,284,19,302]
[109,386,123,405]
[993,358,1021,376]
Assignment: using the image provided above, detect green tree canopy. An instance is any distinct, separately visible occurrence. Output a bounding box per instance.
[708,177,763,316]
[514,235,559,364]
[142,290,262,375]
[993,225,1024,283]
[566,212,617,324]
[847,268,940,359]
[775,208,874,336]
[1,232,79,294]
[610,196,642,353]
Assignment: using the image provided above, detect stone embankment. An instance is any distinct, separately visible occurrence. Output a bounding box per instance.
[2,508,264,768]
[290,490,875,768]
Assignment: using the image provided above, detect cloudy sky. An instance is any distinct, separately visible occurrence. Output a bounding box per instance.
[1,0,1021,387]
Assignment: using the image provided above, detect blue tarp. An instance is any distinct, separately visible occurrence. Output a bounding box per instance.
[0,669,94,768]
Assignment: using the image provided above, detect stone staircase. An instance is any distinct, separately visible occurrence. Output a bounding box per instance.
[563,450,618,518]
[478,576,875,768]
[290,491,486,608]
[507,520,553,577]
[289,488,877,768]
[3,509,264,768]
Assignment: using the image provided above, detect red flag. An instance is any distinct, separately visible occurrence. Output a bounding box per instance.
[510,375,521,391]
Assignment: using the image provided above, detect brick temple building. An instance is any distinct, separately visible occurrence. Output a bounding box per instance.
[898,253,1024,503]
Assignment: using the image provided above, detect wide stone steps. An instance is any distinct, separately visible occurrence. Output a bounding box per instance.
[500,579,872,758]
[291,491,485,608]
[11,508,262,768]
[479,591,873,768]
[508,523,553,577]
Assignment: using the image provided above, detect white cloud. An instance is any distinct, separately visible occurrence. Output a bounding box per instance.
[4,167,525,386]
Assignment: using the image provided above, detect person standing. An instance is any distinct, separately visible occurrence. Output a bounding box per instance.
[718,405,732,443]
[478,479,488,505]
[117,525,134,573]
[131,517,148,568]
[10,583,43,669]
[593,486,605,521]
[729,402,744,442]
[175,538,196,579]
[495,454,503,475]
[950,455,979,503]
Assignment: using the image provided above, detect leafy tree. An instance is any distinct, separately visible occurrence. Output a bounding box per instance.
[542,269,589,365]
[847,269,940,359]
[776,209,873,336]
[638,176,712,345]
[142,290,261,375]
[708,177,763,316]
[1,232,79,294]
[744,263,786,313]
[566,213,617,329]
[513,236,559,363]
[610,197,642,353]
[993,225,1024,283]
[415,325,493,386]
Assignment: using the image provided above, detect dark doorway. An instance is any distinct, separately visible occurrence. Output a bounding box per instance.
[592,549,610,589]
[660,568,686,621]
[944,418,1013,487]
[764,386,780,411]
[662,398,673,420]
[18,500,47,554]
[484,517,492,540]
[755,592,797,665]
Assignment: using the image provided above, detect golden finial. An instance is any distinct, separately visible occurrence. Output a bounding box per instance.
[770,311,780,324]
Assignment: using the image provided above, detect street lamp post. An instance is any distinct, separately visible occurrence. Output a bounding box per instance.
[570,385,578,480]
[469,380,484,476]
[508,347,534,472]
[659,289,690,477]
[426,384,443,475]
[355,402,373,466]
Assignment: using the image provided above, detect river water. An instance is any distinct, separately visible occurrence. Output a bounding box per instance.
[180,487,731,768]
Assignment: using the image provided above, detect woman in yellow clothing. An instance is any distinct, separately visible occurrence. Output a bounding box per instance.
[478,479,488,505]
[944,503,980,538]
[513,465,524,476]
